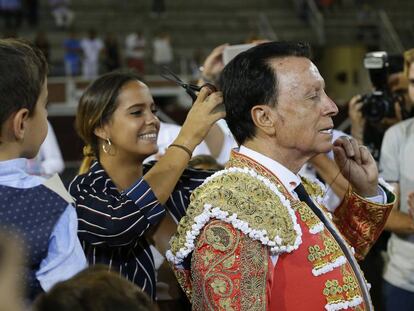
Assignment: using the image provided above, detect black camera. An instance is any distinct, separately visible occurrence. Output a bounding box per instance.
[361,51,405,123]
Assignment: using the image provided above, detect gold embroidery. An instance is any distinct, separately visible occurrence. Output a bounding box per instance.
[323,266,362,306]
[170,168,299,256]
[220,298,235,311]
[206,225,234,252]
[191,221,240,310]
[307,232,344,273]
[203,250,214,266]
[227,153,291,199]
[240,235,267,311]
[211,278,228,295]
[334,187,394,261]
[223,255,236,269]
[190,221,267,310]
[301,176,325,200]
[291,200,322,232]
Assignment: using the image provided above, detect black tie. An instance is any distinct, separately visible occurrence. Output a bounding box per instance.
[294,183,325,221]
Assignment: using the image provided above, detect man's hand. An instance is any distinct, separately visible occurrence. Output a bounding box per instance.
[199,43,228,83]
[333,136,378,197]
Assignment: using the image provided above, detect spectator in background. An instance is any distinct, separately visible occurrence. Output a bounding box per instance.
[152,32,173,71]
[34,31,50,63]
[125,30,146,76]
[380,48,414,311]
[33,266,158,311]
[346,53,412,311]
[80,29,103,79]
[103,33,120,73]
[63,29,81,76]
[26,122,65,177]
[48,0,74,29]
[348,54,412,162]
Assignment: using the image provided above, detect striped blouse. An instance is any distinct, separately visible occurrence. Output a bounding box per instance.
[68,161,213,299]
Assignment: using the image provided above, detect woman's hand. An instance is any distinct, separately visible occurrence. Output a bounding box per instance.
[175,86,225,151]
[144,86,224,204]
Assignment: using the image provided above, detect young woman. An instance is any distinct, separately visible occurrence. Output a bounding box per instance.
[69,71,224,299]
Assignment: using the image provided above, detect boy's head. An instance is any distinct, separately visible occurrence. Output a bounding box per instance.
[0,39,48,160]
[33,265,158,311]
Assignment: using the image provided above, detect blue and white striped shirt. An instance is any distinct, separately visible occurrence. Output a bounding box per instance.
[68,161,213,299]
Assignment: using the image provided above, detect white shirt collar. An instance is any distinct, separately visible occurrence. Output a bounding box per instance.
[238,145,301,194]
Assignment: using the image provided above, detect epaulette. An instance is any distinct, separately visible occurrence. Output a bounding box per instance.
[167,167,303,265]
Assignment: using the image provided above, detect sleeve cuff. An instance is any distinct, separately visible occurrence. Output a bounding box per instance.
[365,186,387,204]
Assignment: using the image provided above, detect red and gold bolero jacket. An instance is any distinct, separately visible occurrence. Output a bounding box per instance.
[166,151,395,311]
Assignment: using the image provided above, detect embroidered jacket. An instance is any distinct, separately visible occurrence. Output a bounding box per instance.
[167,151,395,310]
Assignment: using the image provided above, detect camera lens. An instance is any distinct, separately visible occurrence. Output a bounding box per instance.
[361,93,392,123]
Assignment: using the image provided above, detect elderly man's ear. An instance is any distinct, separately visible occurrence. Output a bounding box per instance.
[251,105,277,136]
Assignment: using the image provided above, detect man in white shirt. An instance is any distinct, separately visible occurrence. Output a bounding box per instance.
[80,29,103,79]
[380,48,414,311]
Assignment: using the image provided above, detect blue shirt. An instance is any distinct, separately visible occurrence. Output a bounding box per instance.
[0,158,87,291]
[64,38,81,62]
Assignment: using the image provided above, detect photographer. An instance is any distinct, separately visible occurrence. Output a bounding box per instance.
[347,52,413,310]
[380,48,414,311]
[349,53,412,162]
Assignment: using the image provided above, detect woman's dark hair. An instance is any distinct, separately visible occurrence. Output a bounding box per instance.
[76,71,144,173]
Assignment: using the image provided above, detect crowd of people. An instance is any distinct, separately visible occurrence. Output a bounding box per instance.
[0,35,414,311]
[1,0,176,78]
[31,28,174,79]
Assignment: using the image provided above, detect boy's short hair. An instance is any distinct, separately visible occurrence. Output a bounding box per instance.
[33,265,158,311]
[0,39,48,128]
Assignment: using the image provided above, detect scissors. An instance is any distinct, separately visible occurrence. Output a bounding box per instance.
[160,66,216,103]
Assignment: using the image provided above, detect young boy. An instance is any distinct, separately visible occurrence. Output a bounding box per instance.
[0,39,87,300]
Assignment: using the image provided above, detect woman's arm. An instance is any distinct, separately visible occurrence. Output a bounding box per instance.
[143,87,224,204]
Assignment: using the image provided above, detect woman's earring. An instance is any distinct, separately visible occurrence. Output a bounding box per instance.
[102,138,112,154]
